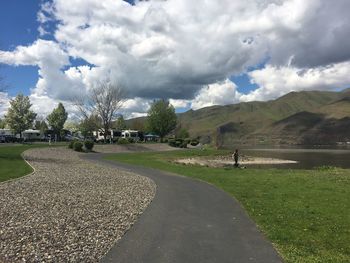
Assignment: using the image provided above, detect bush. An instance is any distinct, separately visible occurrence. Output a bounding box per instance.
[84,140,94,151]
[118,138,129,144]
[68,140,76,149]
[168,139,177,147]
[127,137,135,143]
[73,141,83,152]
[190,139,199,146]
[168,138,187,148]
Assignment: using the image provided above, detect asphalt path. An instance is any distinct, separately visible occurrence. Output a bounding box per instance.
[82,153,283,263]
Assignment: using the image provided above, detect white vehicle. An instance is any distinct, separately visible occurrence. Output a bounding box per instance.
[0,129,14,136]
[20,129,43,141]
[0,129,15,143]
[93,129,122,142]
[121,130,140,141]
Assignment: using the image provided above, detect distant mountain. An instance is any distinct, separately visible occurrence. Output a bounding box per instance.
[179,89,350,145]
[127,89,350,146]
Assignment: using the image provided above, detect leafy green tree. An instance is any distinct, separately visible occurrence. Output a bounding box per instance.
[146,99,177,141]
[0,118,5,129]
[79,114,100,139]
[115,115,127,130]
[35,119,48,134]
[5,94,37,138]
[47,103,68,140]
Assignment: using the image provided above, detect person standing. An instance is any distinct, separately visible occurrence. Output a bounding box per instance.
[233,149,239,167]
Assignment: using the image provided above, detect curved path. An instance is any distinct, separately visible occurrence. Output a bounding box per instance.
[83,153,283,263]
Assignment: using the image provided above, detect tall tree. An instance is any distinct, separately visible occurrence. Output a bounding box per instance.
[0,118,5,129]
[47,103,68,140]
[35,119,48,134]
[5,94,37,138]
[79,114,100,139]
[74,82,125,142]
[115,115,127,130]
[146,99,177,141]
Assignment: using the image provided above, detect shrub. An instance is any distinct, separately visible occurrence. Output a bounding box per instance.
[168,138,187,148]
[73,141,83,152]
[127,137,135,143]
[84,140,94,151]
[180,140,188,148]
[190,139,199,146]
[118,138,129,144]
[68,140,76,149]
[168,139,177,147]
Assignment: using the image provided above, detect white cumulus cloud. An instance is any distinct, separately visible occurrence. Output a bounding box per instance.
[0,0,349,117]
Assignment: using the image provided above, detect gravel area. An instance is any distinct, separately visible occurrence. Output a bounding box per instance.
[0,147,156,262]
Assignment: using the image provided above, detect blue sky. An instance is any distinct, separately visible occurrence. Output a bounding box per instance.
[0,1,40,96]
[1,0,349,118]
[0,0,257,98]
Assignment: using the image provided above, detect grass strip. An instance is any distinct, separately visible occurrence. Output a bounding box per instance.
[0,143,66,182]
[106,149,350,263]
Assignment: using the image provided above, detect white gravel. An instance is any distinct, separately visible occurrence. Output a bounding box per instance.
[0,147,156,262]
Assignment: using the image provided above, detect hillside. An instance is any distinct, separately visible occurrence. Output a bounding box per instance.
[126,89,350,146]
[178,89,350,146]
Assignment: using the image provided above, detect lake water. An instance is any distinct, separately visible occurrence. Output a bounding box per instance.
[238,146,350,169]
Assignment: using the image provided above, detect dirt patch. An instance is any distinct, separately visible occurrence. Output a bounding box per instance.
[174,155,298,168]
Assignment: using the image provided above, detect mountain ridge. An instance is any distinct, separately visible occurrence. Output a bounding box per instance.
[127,88,350,146]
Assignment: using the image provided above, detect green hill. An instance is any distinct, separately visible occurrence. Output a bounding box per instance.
[179,89,350,146]
[126,89,350,146]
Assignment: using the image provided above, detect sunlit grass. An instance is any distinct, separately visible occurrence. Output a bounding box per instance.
[106,149,350,263]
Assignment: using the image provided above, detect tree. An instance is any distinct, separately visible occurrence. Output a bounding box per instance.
[47,103,68,140]
[74,81,125,142]
[79,114,100,139]
[5,94,37,138]
[0,118,5,129]
[114,115,127,130]
[34,119,48,134]
[146,99,177,141]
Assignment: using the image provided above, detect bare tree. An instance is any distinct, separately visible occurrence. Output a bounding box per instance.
[74,81,125,142]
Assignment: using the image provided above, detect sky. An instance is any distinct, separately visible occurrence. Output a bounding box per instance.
[1,0,350,119]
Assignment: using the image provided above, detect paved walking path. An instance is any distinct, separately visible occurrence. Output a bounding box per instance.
[83,153,283,263]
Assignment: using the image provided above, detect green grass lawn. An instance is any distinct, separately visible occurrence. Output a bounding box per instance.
[0,143,67,182]
[106,149,350,263]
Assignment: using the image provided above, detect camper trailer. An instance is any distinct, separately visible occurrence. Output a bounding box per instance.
[93,129,122,142]
[0,129,16,143]
[121,130,140,141]
[21,129,43,141]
